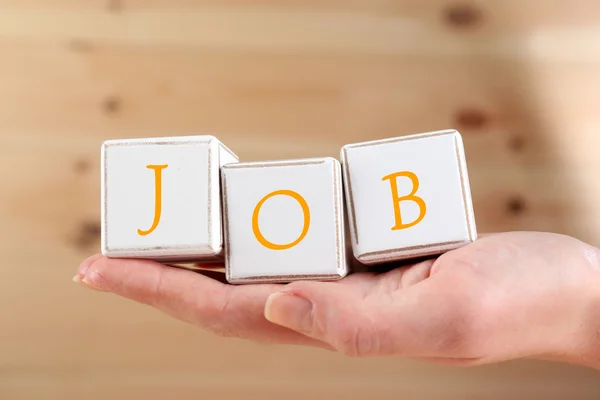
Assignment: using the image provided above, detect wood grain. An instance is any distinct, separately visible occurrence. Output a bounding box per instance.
[1,1,600,398]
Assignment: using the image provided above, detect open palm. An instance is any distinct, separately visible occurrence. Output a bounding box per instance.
[75,231,600,369]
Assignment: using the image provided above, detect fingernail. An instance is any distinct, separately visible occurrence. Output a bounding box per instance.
[77,271,106,292]
[264,292,314,333]
[76,254,103,278]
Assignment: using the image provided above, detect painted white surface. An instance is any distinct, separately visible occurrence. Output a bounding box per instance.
[222,157,347,283]
[101,135,238,261]
[341,130,477,264]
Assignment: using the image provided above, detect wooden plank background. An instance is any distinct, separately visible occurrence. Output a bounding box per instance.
[1,0,600,398]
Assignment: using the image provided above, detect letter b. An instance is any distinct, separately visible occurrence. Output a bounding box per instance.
[382,171,427,231]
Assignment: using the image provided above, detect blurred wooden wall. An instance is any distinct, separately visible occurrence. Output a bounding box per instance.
[1,1,600,399]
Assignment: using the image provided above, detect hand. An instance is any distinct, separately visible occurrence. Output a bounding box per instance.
[74,232,600,369]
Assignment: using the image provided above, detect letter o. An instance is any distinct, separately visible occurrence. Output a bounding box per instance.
[252,190,310,250]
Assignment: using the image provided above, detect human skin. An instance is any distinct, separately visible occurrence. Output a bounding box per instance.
[73,231,600,369]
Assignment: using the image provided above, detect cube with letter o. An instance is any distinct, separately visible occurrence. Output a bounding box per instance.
[221,157,348,283]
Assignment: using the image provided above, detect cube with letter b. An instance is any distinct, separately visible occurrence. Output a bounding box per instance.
[101,135,238,262]
[221,157,348,284]
[341,129,477,264]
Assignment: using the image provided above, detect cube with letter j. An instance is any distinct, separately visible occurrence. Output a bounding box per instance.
[341,129,477,264]
[101,135,238,262]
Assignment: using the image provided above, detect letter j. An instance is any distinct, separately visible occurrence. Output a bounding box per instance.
[138,164,168,236]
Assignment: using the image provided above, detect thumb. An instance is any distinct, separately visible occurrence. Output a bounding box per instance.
[264,274,477,359]
[264,280,392,357]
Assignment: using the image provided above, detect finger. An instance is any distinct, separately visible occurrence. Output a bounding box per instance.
[73,254,106,290]
[77,255,333,350]
[164,264,228,283]
[335,259,435,294]
[192,269,227,284]
[264,262,472,358]
[73,255,228,288]
[74,253,104,280]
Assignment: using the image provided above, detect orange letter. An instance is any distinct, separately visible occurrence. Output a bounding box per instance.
[252,190,310,250]
[138,164,168,236]
[382,171,426,230]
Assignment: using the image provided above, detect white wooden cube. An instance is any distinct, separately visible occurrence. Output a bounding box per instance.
[341,129,477,265]
[221,157,348,284]
[101,135,238,262]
